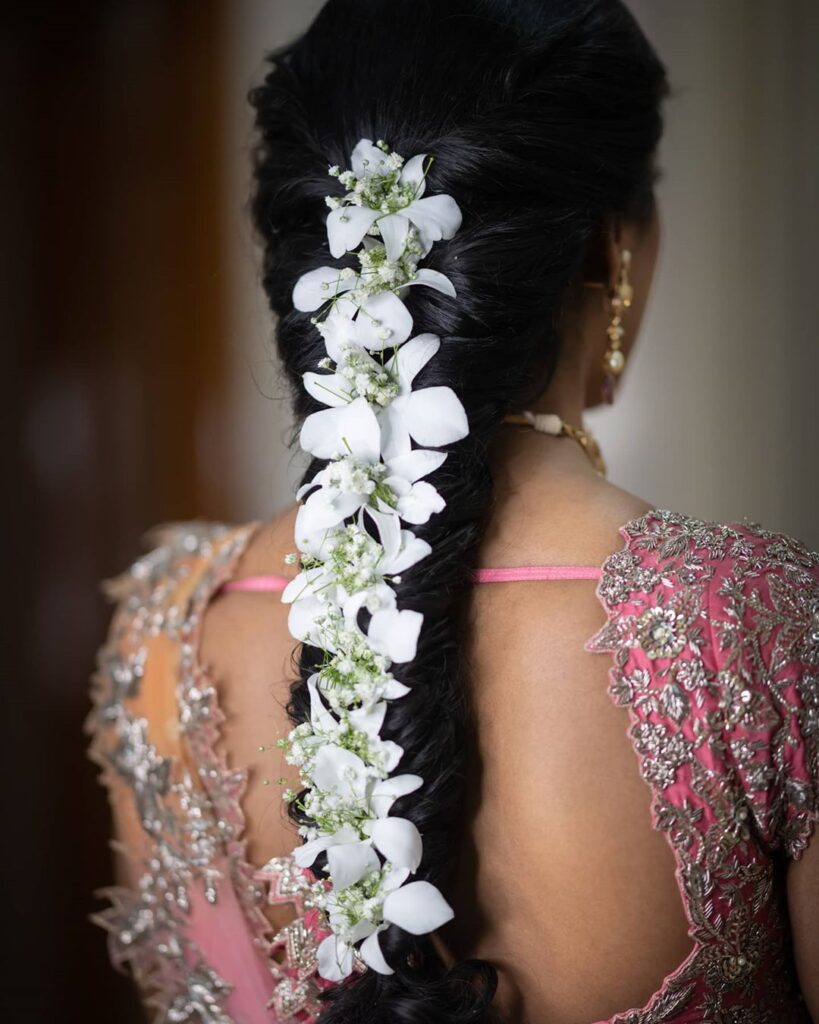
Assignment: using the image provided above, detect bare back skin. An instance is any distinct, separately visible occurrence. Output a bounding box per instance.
[198,433,696,1024]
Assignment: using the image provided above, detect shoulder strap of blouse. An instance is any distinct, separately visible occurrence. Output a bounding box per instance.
[219,564,603,593]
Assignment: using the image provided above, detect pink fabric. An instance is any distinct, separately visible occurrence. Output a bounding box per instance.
[473,564,601,582]
[184,862,279,1022]
[219,574,292,593]
[220,566,602,593]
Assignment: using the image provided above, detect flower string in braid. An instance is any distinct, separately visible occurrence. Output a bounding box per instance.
[278,137,467,981]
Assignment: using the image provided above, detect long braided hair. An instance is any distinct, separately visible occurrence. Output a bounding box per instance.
[250,1,668,1019]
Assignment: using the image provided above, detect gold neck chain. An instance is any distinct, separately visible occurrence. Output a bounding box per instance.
[503,411,607,477]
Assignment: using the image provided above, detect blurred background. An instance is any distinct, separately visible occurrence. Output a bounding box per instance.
[3,1,817,1020]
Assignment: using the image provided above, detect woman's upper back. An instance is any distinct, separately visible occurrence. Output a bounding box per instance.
[88,501,819,1024]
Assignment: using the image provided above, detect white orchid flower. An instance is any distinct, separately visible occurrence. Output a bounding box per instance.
[293,738,421,886]
[293,264,457,351]
[303,331,468,461]
[326,139,462,263]
[294,397,385,540]
[282,517,431,624]
[306,683,404,778]
[293,269,414,350]
[295,398,446,548]
[382,449,447,524]
[286,585,423,667]
[315,863,409,981]
[318,304,398,359]
[317,872,454,980]
[293,772,424,871]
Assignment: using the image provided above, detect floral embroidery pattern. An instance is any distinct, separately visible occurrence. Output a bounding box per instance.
[586,508,819,1022]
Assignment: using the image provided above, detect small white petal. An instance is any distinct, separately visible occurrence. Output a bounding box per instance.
[372,817,423,871]
[383,678,412,701]
[308,675,341,733]
[295,475,320,502]
[342,583,396,623]
[300,396,381,462]
[406,268,457,298]
[319,310,359,363]
[382,881,454,935]
[363,505,402,559]
[287,595,327,648]
[316,934,355,982]
[398,153,427,198]
[359,926,394,975]
[327,206,380,258]
[326,840,380,889]
[378,401,412,461]
[370,775,423,818]
[348,701,387,737]
[293,266,356,312]
[377,213,410,262]
[386,333,440,393]
[402,387,469,448]
[303,371,350,408]
[293,824,358,868]
[386,448,447,484]
[298,487,362,537]
[313,744,369,797]
[396,480,446,524]
[368,608,423,663]
[350,138,389,178]
[381,864,412,893]
[380,740,404,772]
[281,567,326,605]
[356,291,413,349]
[383,531,432,575]
[404,194,462,249]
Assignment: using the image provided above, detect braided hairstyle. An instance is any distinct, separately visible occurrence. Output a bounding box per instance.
[249,1,668,1019]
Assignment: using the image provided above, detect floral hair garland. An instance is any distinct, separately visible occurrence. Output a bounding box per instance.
[279,138,467,981]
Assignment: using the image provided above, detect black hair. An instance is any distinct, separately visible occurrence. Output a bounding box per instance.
[249,1,668,1020]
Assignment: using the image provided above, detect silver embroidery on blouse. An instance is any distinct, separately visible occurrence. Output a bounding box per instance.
[89,510,819,1023]
[88,521,328,1023]
[586,508,818,1023]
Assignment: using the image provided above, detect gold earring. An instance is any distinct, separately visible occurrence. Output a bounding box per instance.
[601,248,632,405]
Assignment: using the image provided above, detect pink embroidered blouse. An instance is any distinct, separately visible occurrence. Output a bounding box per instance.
[87,508,819,1023]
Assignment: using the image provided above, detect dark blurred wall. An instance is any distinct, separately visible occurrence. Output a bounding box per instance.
[3,2,230,1020]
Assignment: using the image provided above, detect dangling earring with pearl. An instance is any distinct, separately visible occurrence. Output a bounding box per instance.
[601,248,632,405]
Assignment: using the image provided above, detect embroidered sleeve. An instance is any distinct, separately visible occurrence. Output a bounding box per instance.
[708,529,819,859]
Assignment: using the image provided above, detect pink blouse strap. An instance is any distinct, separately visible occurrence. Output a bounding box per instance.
[218,566,601,594]
[472,565,601,583]
[218,574,291,594]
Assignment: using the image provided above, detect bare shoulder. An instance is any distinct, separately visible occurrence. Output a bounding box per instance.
[470,471,655,699]
[479,470,655,572]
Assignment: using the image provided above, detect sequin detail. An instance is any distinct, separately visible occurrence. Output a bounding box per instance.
[586,508,819,1022]
[87,522,330,1023]
[88,510,819,1023]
